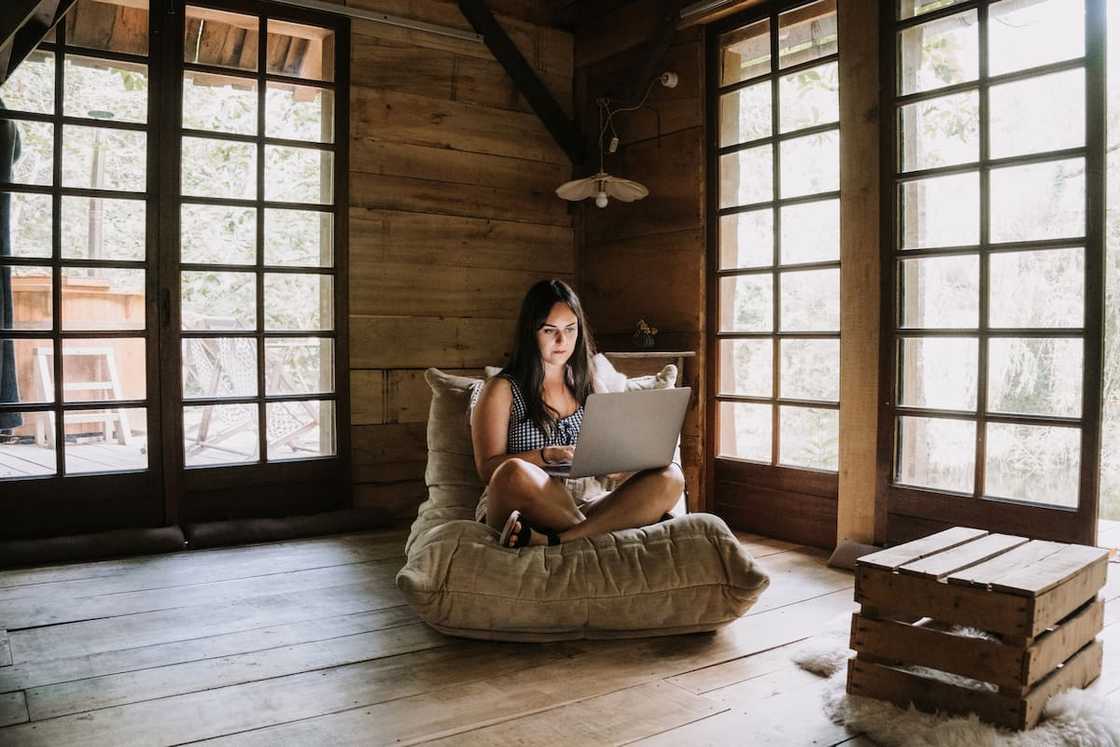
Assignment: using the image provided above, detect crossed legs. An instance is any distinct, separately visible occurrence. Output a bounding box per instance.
[484,458,684,546]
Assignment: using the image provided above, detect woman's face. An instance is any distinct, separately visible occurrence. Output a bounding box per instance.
[537,302,579,369]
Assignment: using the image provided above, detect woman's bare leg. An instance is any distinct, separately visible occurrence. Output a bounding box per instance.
[485,458,585,544]
[557,464,684,543]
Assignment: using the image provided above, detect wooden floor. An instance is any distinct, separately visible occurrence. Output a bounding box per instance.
[0,528,1115,746]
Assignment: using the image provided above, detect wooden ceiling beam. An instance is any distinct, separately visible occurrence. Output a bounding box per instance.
[458,0,586,165]
[1,0,76,87]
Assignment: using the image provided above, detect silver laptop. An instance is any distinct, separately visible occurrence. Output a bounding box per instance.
[542,387,691,479]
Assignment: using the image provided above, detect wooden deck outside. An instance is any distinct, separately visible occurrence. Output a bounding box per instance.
[0,527,1115,745]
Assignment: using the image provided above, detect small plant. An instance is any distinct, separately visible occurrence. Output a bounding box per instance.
[632,319,658,349]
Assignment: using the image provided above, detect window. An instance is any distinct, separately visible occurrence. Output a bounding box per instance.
[884,0,1104,518]
[713,0,841,472]
[0,0,348,534]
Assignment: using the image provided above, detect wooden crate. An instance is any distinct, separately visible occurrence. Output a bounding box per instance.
[847,527,1109,730]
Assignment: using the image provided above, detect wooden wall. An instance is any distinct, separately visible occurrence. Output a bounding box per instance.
[572,4,709,511]
[329,0,577,521]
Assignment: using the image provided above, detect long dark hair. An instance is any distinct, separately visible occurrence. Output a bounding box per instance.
[501,279,597,438]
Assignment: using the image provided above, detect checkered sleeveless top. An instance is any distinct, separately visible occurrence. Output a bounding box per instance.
[495,373,584,453]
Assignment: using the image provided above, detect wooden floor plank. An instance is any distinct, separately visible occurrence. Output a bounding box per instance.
[746,550,853,616]
[628,708,756,747]
[733,532,805,559]
[0,644,577,746]
[8,576,404,664]
[419,681,725,746]
[0,631,10,668]
[0,606,417,693]
[0,693,27,729]
[3,556,403,629]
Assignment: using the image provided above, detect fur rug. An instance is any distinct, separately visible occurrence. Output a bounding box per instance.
[793,629,1120,747]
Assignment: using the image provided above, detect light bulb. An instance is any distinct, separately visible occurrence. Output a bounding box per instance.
[595,192,608,208]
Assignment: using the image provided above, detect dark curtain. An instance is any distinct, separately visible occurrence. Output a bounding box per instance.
[0,100,22,430]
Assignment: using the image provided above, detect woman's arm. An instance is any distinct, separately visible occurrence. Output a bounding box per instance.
[470,377,570,483]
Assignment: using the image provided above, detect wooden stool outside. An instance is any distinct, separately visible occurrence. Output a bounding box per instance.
[848,527,1109,730]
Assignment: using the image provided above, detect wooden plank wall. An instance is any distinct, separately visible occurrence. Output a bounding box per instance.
[325,0,577,521]
[572,4,709,511]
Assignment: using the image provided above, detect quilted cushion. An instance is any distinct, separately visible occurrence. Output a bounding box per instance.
[395,364,769,641]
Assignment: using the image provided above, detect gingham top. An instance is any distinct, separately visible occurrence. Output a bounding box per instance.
[496,373,584,453]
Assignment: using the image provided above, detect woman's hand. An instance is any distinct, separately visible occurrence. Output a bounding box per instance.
[543,445,575,465]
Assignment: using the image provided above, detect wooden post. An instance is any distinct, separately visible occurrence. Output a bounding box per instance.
[836,0,881,546]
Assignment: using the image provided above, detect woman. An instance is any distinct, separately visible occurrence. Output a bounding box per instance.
[471,279,684,548]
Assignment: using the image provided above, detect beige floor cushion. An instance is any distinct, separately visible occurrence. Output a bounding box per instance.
[395,361,770,641]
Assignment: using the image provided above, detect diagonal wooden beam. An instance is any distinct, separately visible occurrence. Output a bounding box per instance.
[1,0,76,87]
[457,0,586,165]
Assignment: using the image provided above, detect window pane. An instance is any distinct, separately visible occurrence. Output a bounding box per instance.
[719,210,773,270]
[781,339,838,402]
[182,71,257,136]
[2,120,53,186]
[990,159,1085,243]
[264,274,332,331]
[720,19,770,86]
[264,209,333,267]
[900,172,980,249]
[898,10,978,95]
[780,130,838,198]
[989,248,1083,328]
[184,402,259,467]
[900,0,970,20]
[64,55,148,124]
[185,7,258,71]
[719,274,773,333]
[264,146,333,205]
[719,146,773,208]
[899,337,978,410]
[779,406,837,470]
[3,265,51,330]
[4,192,52,258]
[266,400,335,461]
[719,82,771,147]
[0,49,55,114]
[66,0,149,56]
[779,61,839,133]
[897,415,976,493]
[61,196,145,261]
[988,338,1082,418]
[780,268,839,332]
[64,407,147,474]
[717,401,771,462]
[1103,0,1120,522]
[0,411,55,477]
[266,338,334,395]
[780,199,838,264]
[61,268,145,331]
[181,136,257,200]
[990,69,1084,160]
[778,0,837,69]
[62,126,146,192]
[62,339,145,402]
[717,339,772,397]
[0,338,53,403]
[985,423,1080,507]
[988,0,1084,77]
[181,204,256,265]
[266,82,335,143]
[182,337,257,400]
[181,271,256,331]
[899,91,979,172]
[267,20,335,82]
[900,254,979,328]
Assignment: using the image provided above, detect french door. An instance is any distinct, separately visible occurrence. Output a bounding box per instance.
[0,0,349,539]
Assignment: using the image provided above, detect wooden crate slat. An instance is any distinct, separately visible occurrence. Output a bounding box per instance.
[1029,558,1110,636]
[947,540,1067,587]
[846,656,1020,729]
[990,545,1110,596]
[898,533,1029,580]
[857,527,989,571]
[1024,597,1104,688]
[1020,639,1104,729]
[849,613,1023,690]
[856,566,1032,637]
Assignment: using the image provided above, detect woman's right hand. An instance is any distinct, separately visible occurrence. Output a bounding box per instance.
[543,445,575,465]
